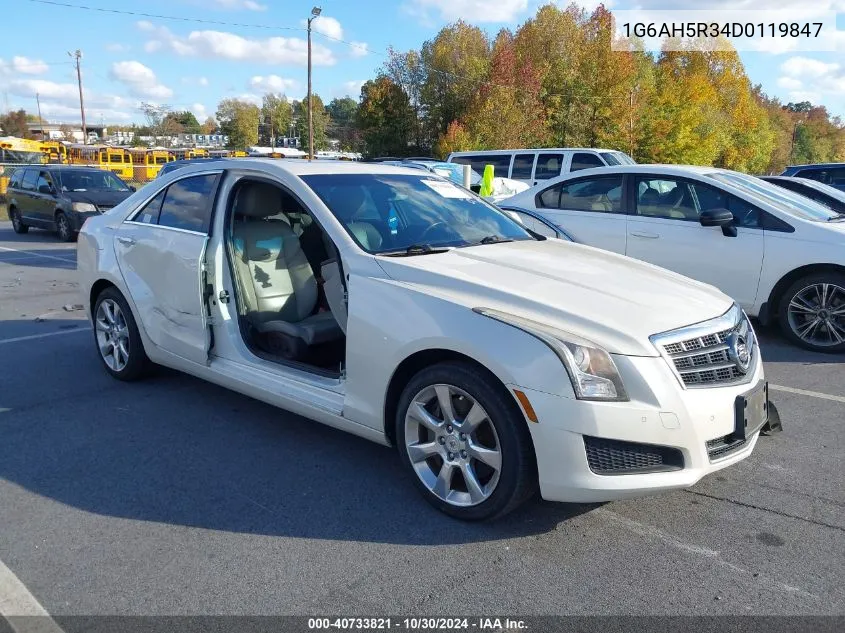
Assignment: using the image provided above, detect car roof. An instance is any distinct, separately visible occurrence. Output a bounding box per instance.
[784,163,845,170]
[548,164,729,178]
[162,157,430,178]
[448,148,624,155]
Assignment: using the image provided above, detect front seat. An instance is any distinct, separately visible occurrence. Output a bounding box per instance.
[233,183,343,360]
[323,186,383,251]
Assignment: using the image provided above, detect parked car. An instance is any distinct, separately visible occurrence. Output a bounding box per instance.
[760,176,845,214]
[504,164,845,352]
[496,204,575,241]
[781,163,845,191]
[447,148,636,187]
[7,165,135,241]
[157,157,227,179]
[78,159,774,520]
[380,159,530,201]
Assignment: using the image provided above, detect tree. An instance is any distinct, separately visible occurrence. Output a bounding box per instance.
[383,47,428,152]
[327,97,360,151]
[260,93,293,146]
[164,111,201,134]
[216,98,260,149]
[140,102,174,146]
[357,77,413,157]
[295,94,329,154]
[434,120,473,158]
[201,117,217,135]
[0,110,31,138]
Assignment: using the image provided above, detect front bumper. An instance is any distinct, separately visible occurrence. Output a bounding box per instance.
[510,353,765,503]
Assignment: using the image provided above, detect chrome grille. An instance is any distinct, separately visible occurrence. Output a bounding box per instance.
[650,305,756,389]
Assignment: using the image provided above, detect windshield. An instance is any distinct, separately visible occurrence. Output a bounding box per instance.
[59,170,130,192]
[601,151,636,166]
[302,173,535,253]
[425,162,482,185]
[707,172,839,222]
[796,178,845,203]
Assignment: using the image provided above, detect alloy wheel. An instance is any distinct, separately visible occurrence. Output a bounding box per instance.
[95,298,130,372]
[57,214,71,241]
[404,383,502,507]
[786,282,845,348]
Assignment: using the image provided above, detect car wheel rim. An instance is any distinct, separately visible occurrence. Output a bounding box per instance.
[787,282,845,347]
[95,299,130,371]
[404,383,501,507]
[57,216,69,240]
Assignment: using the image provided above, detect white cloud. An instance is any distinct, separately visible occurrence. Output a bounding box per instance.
[12,56,49,75]
[235,93,262,106]
[349,41,369,57]
[338,80,366,98]
[109,61,174,99]
[209,0,267,10]
[105,43,131,53]
[191,103,209,121]
[4,78,134,123]
[248,74,298,93]
[138,21,336,66]
[777,56,845,105]
[304,16,343,40]
[7,78,78,100]
[405,0,528,23]
[182,76,209,86]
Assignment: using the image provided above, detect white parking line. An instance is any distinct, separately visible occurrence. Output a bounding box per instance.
[0,246,76,264]
[0,328,90,346]
[770,384,845,404]
[0,558,65,632]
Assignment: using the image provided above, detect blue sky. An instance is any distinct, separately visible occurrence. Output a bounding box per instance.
[1,0,843,126]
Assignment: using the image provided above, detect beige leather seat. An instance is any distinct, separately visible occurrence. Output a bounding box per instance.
[232,182,343,359]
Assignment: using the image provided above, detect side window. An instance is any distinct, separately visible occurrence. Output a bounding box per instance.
[570,152,605,172]
[472,155,512,178]
[831,168,845,187]
[8,168,23,189]
[134,189,167,225]
[726,196,761,228]
[21,169,38,191]
[36,172,53,193]
[158,174,220,233]
[636,177,700,221]
[544,176,624,213]
[510,210,557,238]
[511,154,535,180]
[535,154,563,180]
[537,184,561,208]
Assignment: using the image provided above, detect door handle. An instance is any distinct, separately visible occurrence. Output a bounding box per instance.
[218,290,230,304]
[117,236,136,246]
[630,231,659,239]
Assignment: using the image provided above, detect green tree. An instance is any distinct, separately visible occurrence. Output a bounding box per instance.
[216,98,260,150]
[164,111,201,134]
[0,110,31,138]
[327,97,360,151]
[357,77,413,157]
[295,94,329,154]
[261,93,293,146]
[383,48,428,151]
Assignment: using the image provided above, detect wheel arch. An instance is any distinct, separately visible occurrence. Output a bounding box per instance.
[89,278,118,317]
[382,348,521,447]
[766,263,845,320]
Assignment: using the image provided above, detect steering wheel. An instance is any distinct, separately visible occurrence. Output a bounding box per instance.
[419,221,450,241]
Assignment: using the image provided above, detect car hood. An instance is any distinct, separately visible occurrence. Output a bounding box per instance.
[375,240,734,356]
[65,189,133,209]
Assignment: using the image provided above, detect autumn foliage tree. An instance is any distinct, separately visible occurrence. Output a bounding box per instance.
[357,77,413,157]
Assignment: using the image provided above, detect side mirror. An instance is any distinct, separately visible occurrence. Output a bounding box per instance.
[129,185,137,192]
[38,184,54,195]
[699,208,737,237]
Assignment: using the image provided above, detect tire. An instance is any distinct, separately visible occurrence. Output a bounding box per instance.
[10,207,29,234]
[55,211,76,242]
[777,271,845,353]
[395,361,538,521]
[92,287,152,381]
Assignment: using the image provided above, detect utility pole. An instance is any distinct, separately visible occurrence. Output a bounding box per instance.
[36,92,44,139]
[307,6,321,161]
[69,50,87,144]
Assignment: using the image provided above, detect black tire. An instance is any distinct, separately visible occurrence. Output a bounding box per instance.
[93,287,152,381]
[55,211,76,242]
[395,361,538,521]
[777,271,845,353]
[10,207,29,234]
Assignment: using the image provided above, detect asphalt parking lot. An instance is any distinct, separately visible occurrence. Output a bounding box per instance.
[0,220,843,619]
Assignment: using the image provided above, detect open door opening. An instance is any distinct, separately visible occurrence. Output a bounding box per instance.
[225,179,347,376]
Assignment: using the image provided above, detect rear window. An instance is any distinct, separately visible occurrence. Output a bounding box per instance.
[570,152,605,171]
[535,153,563,179]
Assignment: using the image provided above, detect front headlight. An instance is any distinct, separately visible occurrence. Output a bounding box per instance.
[72,202,97,213]
[474,308,628,401]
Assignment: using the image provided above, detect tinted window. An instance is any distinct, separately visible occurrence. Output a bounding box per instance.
[540,176,623,213]
[36,172,53,192]
[463,154,511,177]
[158,174,219,233]
[797,167,845,187]
[535,154,563,180]
[8,168,23,189]
[570,152,605,172]
[135,189,166,225]
[511,154,535,179]
[21,169,38,191]
[510,210,558,238]
[726,195,761,228]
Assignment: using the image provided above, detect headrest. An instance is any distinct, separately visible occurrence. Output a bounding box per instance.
[237,182,283,218]
[640,188,661,204]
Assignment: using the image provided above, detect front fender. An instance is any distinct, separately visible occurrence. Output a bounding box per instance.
[342,275,575,432]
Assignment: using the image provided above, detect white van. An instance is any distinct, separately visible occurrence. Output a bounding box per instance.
[446,148,636,187]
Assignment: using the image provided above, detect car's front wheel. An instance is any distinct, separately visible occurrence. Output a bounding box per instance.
[93,287,151,381]
[778,272,845,353]
[395,361,538,521]
[56,211,75,242]
[10,207,28,234]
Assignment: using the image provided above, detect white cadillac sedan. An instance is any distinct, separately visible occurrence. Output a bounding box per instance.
[78,160,774,521]
[504,165,845,353]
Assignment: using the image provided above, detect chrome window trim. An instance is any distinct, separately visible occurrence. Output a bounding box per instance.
[123,221,207,237]
[650,304,758,389]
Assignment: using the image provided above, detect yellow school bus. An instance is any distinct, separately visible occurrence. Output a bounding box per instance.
[67,144,133,180]
[172,148,210,160]
[128,148,175,181]
[40,141,69,164]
